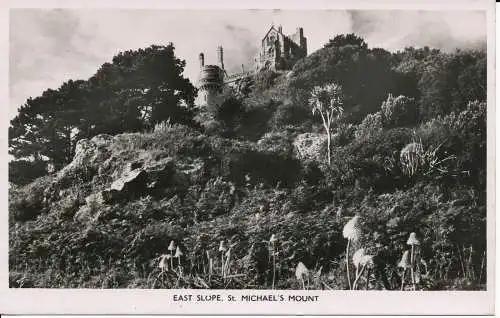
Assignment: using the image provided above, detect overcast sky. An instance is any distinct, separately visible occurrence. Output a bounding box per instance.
[9,9,486,118]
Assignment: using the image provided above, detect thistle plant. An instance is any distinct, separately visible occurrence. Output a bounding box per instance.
[295,262,309,290]
[158,254,170,273]
[224,248,232,277]
[174,246,183,274]
[168,240,176,269]
[269,234,277,289]
[352,248,374,290]
[407,232,420,290]
[398,250,411,290]
[352,248,364,289]
[343,215,361,290]
[219,240,227,279]
[206,250,213,282]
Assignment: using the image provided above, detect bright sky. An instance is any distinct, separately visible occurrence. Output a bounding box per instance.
[9,9,486,118]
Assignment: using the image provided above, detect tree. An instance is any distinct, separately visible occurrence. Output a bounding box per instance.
[393,47,486,121]
[309,83,344,165]
[9,82,88,172]
[290,35,399,123]
[324,33,368,49]
[87,44,197,131]
[9,44,197,185]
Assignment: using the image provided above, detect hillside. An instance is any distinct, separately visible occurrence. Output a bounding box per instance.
[9,35,487,290]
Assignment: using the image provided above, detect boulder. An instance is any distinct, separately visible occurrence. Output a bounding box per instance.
[102,169,148,202]
[144,158,175,189]
[110,169,148,192]
[101,157,176,203]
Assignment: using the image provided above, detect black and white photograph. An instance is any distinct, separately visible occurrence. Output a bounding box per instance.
[1,0,495,315]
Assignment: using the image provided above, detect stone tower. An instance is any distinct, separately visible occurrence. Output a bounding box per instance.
[197,47,226,107]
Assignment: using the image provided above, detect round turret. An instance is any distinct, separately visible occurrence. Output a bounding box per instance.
[197,64,226,107]
[198,65,225,92]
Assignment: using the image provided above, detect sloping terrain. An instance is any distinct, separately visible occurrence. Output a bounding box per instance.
[9,36,487,290]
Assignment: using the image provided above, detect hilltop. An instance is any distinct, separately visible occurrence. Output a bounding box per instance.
[9,34,487,290]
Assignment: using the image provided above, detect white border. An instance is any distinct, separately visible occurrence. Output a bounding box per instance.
[0,0,495,315]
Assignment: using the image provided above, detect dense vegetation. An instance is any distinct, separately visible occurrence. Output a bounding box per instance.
[9,34,487,290]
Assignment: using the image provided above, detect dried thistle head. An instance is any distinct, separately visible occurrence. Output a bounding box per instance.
[295,262,309,280]
[343,215,361,242]
[168,240,176,251]
[219,240,226,252]
[407,232,420,246]
[352,248,366,268]
[360,255,374,268]
[398,250,411,268]
[158,254,169,270]
[174,246,183,258]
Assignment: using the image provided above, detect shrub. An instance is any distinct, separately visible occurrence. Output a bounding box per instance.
[253,70,278,91]
[256,131,294,157]
[9,175,53,222]
[228,149,302,188]
[9,159,48,186]
[416,100,486,187]
[380,94,419,127]
[269,102,312,131]
[212,94,245,137]
[355,112,384,140]
[354,183,486,288]
[328,128,413,192]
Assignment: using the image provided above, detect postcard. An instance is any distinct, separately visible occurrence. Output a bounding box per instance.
[0,0,495,315]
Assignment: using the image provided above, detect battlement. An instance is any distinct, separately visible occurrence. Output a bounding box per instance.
[198,65,225,89]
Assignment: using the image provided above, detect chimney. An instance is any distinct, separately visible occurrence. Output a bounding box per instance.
[278,25,283,33]
[241,64,245,72]
[199,53,205,68]
[217,46,224,70]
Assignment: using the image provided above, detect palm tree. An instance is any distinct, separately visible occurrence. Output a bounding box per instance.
[308,83,344,165]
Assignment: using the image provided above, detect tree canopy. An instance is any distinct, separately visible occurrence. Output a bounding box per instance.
[9,44,197,185]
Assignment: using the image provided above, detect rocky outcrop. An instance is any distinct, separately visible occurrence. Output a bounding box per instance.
[57,134,114,181]
[100,158,175,203]
[293,133,327,161]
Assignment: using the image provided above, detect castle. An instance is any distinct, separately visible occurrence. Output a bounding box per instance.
[256,25,307,71]
[197,25,307,107]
